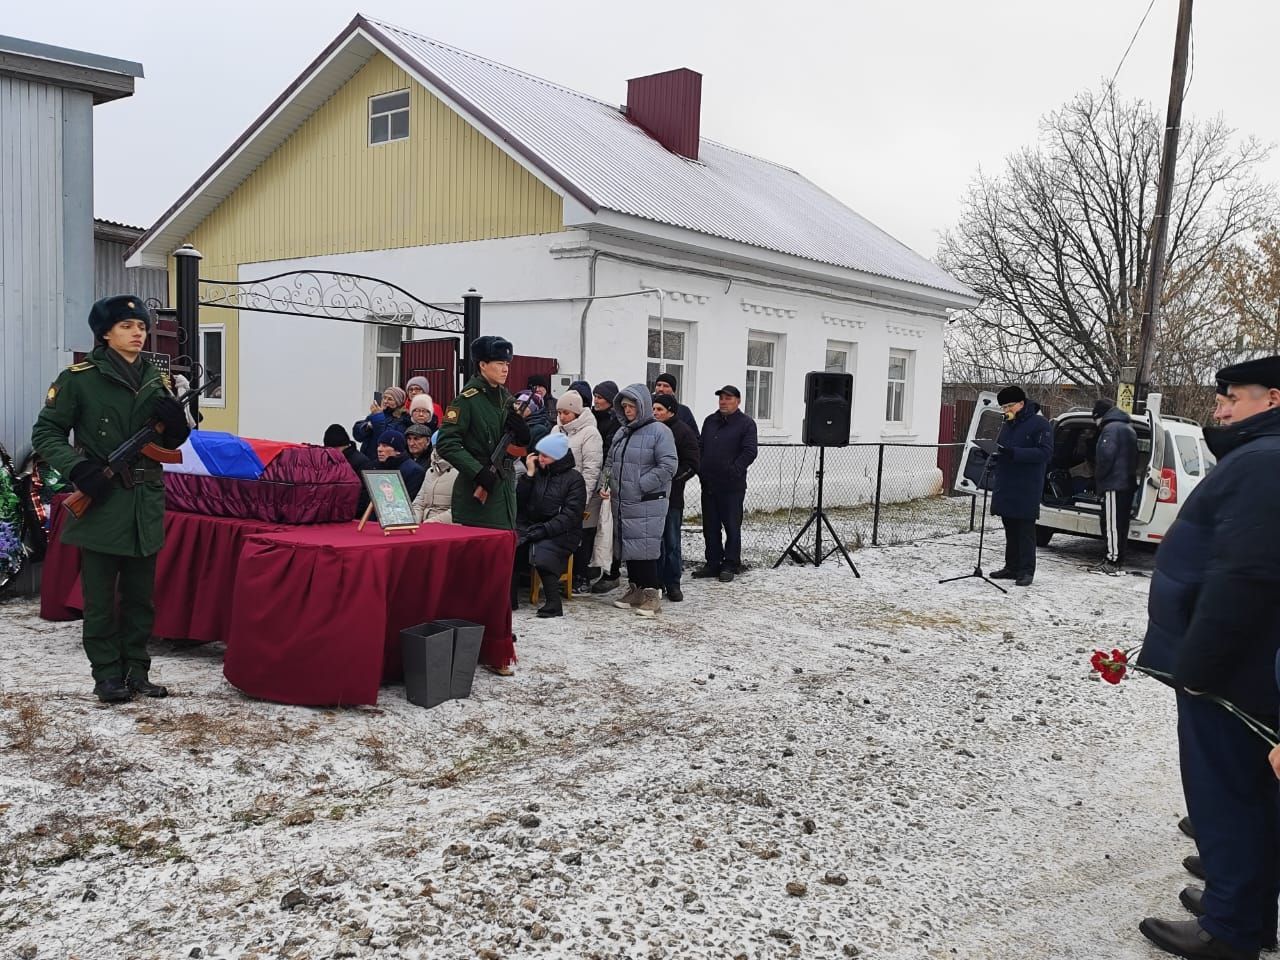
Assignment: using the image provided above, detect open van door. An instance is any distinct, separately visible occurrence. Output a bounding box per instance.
[1133,391,1168,524]
[953,392,1007,495]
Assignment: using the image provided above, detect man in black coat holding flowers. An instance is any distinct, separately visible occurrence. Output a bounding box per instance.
[1137,355,1280,960]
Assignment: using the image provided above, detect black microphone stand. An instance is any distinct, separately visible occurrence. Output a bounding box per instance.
[939,446,1006,594]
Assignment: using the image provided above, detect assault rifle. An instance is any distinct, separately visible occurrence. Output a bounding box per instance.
[474,394,531,505]
[64,377,221,519]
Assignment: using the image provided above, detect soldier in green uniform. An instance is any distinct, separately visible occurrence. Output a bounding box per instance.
[434,336,531,530]
[32,296,190,703]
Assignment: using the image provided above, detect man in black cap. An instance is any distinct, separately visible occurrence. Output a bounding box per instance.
[323,423,372,519]
[988,385,1053,587]
[526,373,556,412]
[652,372,699,434]
[694,385,757,582]
[1091,398,1139,575]
[32,295,190,702]
[1135,356,1280,960]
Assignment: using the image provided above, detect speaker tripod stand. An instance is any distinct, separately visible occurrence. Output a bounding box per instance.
[773,446,859,575]
[938,442,1006,594]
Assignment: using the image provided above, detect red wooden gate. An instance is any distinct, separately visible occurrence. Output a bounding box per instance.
[508,354,560,398]
[401,338,459,411]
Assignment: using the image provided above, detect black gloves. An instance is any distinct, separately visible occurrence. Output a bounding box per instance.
[505,409,532,446]
[474,464,500,493]
[69,459,112,502]
[525,523,547,542]
[996,443,1011,458]
[153,395,188,436]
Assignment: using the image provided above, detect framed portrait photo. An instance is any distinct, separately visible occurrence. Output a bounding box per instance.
[361,470,418,532]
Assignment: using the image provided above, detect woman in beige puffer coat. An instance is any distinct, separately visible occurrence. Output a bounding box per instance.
[551,392,603,581]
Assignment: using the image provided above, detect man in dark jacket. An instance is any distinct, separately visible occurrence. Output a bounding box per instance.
[695,385,758,583]
[526,373,556,413]
[373,431,425,500]
[323,423,372,519]
[1091,399,1139,575]
[515,432,586,618]
[989,385,1053,587]
[653,393,701,601]
[1137,356,1280,960]
[653,372,699,434]
[592,380,622,453]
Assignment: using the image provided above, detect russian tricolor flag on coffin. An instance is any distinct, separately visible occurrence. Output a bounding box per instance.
[163,431,299,480]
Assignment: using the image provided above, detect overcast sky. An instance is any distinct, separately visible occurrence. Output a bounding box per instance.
[9,0,1279,260]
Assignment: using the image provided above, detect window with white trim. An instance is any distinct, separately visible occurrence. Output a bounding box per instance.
[745,332,781,425]
[825,339,856,434]
[647,319,693,397]
[375,325,410,391]
[885,348,913,424]
[200,324,225,406]
[369,90,410,145]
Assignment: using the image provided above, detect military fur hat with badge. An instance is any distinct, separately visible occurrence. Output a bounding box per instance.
[88,295,152,341]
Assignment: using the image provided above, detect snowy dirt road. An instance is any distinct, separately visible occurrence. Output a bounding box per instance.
[0,530,1198,959]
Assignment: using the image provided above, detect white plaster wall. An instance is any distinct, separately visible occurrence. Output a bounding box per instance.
[235,232,590,442]
[232,230,951,455]
[586,256,949,444]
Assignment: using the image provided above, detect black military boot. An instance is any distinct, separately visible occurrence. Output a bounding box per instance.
[1184,854,1206,881]
[989,568,1015,579]
[93,676,133,703]
[536,571,563,618]
[126,672,168,698]
[1138,918,1258,960]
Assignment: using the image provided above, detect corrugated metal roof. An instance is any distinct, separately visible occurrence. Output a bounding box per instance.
[131,15,971,301]
[366,18,970,299]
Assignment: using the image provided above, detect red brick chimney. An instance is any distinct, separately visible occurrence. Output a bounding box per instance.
[625,68,702,160]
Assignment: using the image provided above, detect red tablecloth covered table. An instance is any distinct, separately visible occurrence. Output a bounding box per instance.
[40,504,517,706]
[223,522,516,706]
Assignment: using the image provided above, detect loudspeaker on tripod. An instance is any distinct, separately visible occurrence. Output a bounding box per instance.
[802,371,853,447]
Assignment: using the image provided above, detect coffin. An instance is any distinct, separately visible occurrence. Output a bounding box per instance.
[163,432,359,524]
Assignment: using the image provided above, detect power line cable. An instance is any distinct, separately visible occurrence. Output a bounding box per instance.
[1110,0,1160,86]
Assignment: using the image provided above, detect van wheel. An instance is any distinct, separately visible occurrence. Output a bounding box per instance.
[1034,526,1054,547]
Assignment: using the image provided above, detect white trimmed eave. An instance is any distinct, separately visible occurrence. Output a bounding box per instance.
[572,208,981,312]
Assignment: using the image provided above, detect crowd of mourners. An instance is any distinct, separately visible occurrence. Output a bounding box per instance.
[320,359,758,624]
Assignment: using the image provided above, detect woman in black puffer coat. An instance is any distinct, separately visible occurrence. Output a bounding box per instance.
[514,432,586,617]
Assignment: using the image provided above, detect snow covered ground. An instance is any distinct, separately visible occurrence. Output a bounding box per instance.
[0,529,1203,959]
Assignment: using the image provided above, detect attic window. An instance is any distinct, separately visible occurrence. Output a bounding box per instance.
[369,90,409,145]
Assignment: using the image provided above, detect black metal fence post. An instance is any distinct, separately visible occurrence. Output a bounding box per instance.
[871,443,885,546]
[174,244,203,426]
[461,288,481,392]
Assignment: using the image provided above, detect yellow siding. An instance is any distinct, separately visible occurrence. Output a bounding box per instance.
[174,52,565,432]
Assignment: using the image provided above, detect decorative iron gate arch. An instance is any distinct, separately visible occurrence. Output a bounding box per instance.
[171,245,481,423]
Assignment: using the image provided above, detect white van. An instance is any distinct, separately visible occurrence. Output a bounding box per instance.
[953,391,1215,549]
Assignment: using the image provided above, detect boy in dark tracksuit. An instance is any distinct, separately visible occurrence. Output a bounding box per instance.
[1092,399,1138,575]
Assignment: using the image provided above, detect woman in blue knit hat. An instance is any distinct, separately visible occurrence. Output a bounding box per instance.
[513,432,585,618]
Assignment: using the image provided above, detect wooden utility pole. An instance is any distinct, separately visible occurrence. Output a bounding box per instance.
[1132,0,1194,403]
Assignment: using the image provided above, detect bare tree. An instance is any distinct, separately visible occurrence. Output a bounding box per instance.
[1216,223,1280,355]
[940,85,1274,408]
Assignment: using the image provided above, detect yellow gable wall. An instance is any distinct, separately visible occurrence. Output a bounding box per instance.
[174,52,564,432]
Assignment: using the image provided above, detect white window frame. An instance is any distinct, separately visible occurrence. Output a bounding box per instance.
[369,89,410,146]
[646,318,695,401]
[199,323,226,408]
[745,330,783,427]
[366,324,412,400]
[825,339,857,437]
[885,348,914,428]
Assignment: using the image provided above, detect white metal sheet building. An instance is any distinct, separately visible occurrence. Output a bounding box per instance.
[0,36,142,459]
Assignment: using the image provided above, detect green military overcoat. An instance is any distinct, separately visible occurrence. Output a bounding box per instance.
[32,348,179,557]
[434,374,517,530]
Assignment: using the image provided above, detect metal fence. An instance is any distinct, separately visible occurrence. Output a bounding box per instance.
[680,442,975,566]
